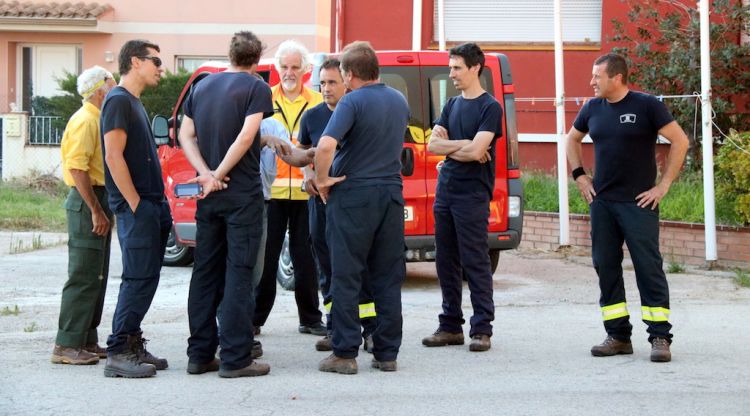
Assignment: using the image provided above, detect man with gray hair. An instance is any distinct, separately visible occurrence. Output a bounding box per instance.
[254,39,325,337]
[52,66,116,365]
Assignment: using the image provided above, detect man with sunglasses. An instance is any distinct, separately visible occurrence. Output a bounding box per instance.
[100,39,172,378]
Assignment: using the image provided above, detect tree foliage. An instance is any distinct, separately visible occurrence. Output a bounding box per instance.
[610,0,750,169]
[41,69,191,129]
[715,130,750,225]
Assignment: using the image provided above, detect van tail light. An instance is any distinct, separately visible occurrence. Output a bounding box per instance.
[508,196,521,218]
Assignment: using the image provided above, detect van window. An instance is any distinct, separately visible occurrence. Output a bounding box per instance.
[426,69,494,125]
[379,67,423,143]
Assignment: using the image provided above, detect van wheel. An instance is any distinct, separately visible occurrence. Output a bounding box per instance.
[276,231,295,291]
[489,249,500,274]
[163,227,194,267]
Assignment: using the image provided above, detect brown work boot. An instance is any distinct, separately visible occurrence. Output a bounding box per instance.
[129,334,168,370]
[469,334,491,352]
[51,345,99,365]
[103,350,156,378]
[318,353,357,374]
[650,338,672,362]
[590,335,633,357]
[422,330,464,347]
[84,343,108,359]
[218,361,270,378]
[315,335,332,352]
[186,358,220,375]
[371,358,397,372]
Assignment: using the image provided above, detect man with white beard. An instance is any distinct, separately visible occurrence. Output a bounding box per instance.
[254,40,325,337]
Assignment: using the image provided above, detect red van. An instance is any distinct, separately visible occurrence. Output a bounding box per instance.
[152,51,523,287]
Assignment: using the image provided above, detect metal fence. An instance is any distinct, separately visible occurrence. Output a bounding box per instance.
[28,116,62,145]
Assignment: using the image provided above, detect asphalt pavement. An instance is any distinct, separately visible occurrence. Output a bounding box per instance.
[0,231,748,415]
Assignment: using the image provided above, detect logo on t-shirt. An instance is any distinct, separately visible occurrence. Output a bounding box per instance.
[620,113,637,124]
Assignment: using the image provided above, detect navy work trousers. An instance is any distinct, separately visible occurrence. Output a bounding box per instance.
[107,198,171,353]
[590,199,672,342]
[326,184,405,361]
[188,194,263,370]
[434,182,495,337]
[309,196,376,336]
[254,199,321,327]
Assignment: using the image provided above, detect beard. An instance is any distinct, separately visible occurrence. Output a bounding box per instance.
[282,79,299,92]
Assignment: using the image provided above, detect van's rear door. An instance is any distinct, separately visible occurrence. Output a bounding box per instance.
[377,52,428,238]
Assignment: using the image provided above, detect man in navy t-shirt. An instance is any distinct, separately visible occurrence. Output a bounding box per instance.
[178,31,273,378]
[314,41,409,374]
[566,53,688,363]
[298,59,377,354]
[423,42,502,353]
[100,39,172,378]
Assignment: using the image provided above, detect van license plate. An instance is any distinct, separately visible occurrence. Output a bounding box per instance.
[404,206,414,221]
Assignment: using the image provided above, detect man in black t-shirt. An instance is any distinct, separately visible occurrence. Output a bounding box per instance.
[566,53,688,363]
[315,42,409,374]
[298,59,377,354]
[424,43,502,353]
[101,39,172,378]
[178,31,273,378]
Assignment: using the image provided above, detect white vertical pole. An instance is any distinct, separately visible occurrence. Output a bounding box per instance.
[699,0,717,262]
[554,0,570,245]
[438,0,446,51]
[412,0,423,51]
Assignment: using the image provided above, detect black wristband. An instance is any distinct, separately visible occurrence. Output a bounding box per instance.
[572,167,586,180]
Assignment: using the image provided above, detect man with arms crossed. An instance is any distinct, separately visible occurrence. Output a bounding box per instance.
[52,66,116,365]
[101,40,172,378]
[424,42,502,352]
[179,31,273,378]
[566,53,688,362]
[297,59,377,353]
[315,41,409,374]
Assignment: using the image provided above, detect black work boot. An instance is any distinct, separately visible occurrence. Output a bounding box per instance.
[130,334,168,370]
[104,349,156,378]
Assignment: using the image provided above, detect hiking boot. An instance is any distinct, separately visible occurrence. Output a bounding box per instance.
[252,340,263,359]
[650,338,672,362]
[422,330,464,347]
[590,335,633,357]
[363,334,373,354]
[103,351,156,378]
[318,353,357,375]
[83,343,108,359]
[315,335,332,352]
[51,345,99,365]
[218,361,270,378]
[371,359,397,372]
[130,334,168,370]
[299,322,328,336]
[187,358,220,375]
[469,334,491,352]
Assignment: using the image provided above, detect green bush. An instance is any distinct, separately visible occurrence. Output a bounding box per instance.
[715,130,750,225]
[523,171,742,226]
[42,69,191,126]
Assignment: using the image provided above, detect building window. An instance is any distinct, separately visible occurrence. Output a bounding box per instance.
[433,0,602,44]
[176,56,227,72]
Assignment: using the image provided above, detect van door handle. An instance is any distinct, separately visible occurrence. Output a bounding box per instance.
[401,147,414,176]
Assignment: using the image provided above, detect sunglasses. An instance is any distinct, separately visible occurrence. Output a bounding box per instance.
[138,56,162,67]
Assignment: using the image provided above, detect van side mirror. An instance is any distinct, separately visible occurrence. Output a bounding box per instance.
[152,115,170,146]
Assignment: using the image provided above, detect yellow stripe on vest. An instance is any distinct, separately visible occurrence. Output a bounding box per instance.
[601,302,629,321]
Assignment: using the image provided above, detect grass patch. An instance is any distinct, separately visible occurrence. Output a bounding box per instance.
[0,305,20,316]
[23,321,38,332]
[0,174,67,231]
[734,269,750,288]
[8,232,64,254]
[666,261,685,274]
[522,171,743,225]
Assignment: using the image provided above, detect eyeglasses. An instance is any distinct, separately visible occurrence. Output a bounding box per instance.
[138,56,162,68]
